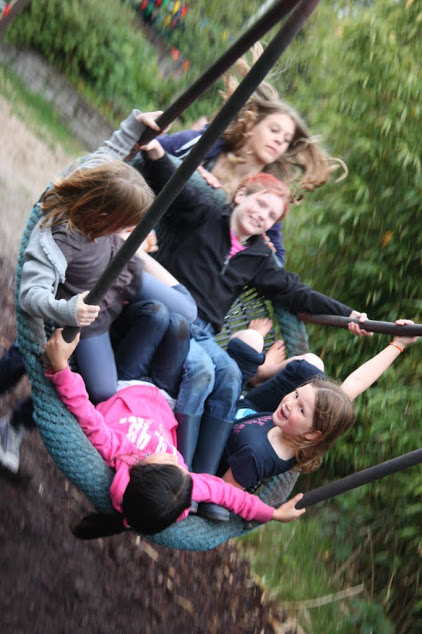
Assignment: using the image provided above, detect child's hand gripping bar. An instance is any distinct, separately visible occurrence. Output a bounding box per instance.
[298,314,422,336]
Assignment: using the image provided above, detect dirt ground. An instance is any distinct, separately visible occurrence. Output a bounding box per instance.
[0,97,301,634]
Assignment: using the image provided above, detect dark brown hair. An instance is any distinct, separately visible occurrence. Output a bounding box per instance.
[122,462,193,534]
[72,462,193,540]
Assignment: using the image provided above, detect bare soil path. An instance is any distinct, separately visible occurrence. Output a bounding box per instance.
[0,96,299,634]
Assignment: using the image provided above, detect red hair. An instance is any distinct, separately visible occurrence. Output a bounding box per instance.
[238,173,291,218]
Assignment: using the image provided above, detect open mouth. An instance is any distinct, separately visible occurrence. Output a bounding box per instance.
[278,405,287,421]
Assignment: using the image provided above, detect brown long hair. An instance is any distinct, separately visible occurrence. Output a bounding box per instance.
[212,44,347,202]
[283,377,355,474]
[41,160,154,239]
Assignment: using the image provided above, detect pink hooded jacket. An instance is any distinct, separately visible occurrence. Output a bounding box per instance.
[46,366,274,524]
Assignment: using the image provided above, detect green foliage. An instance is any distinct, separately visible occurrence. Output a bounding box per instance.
[159,0,262,74]
[5,0,180,119]
[268,3,422,629]
[282,0,422,329]
[242,513,396,633]
[4,0,421,629]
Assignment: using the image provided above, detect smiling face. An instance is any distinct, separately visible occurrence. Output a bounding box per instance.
[272,384,317,438]
[231,188,285,240]
[245,113,296,166]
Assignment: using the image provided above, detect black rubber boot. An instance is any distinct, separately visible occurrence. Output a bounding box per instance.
[192,414,233,522]
[175,412,202,471]
[175,412,202,514]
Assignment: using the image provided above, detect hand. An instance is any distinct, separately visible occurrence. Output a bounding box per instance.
[262,233,276,254]
[141,230,159,253]
[139,138,165,160]
[118,229,159,253]
[271,493,306,523]
[197,165,222,189]
[136,111,172,135]
[76,291,100,327]
[393,319,419,349]
[45,329,80,373]
[348,311,373,337]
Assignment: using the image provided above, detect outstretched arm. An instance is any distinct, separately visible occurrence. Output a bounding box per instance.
[44,330,124,464]
[341,319,419,401]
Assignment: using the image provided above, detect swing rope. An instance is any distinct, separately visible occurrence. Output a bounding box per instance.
[16,1,320,551]
[62,0,322,343]
[296,449,422,509]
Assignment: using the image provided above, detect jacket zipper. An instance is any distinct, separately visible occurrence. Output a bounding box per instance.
[220,245,271,275]
[220,255,230,274]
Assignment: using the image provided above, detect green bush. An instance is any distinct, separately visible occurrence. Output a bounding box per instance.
[5,0,181,119]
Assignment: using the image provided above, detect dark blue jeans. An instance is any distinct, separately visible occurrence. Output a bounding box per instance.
[112,299,189,398]
[77,299,190,403]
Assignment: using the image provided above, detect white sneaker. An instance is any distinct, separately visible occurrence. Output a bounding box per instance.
[0,415,24,473]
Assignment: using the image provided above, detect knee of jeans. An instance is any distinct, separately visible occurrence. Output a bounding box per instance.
[215,356,242,388]
[302,353,324,372]
[134,300,170,327]
[150,300,170,320]
[184,355,215,392]
[169,314,190,341]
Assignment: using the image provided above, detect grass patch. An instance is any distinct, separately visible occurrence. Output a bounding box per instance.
[0,64,85,156]
[239,507,392,633]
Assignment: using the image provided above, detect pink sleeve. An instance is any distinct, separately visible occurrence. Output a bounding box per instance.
[191,473,274,523]
[45,365,126,464]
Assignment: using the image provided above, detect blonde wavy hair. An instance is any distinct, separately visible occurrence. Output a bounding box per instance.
[212,43,347,202]
[283,377,355,474]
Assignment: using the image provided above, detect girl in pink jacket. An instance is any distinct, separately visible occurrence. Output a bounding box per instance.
[45,329,305,537]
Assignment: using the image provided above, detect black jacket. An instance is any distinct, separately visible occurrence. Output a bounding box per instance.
[141,154,352,332]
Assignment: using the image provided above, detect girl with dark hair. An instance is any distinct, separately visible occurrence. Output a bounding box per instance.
[43,329,305,538]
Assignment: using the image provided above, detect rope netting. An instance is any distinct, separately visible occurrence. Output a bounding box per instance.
[16,1,319,551]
